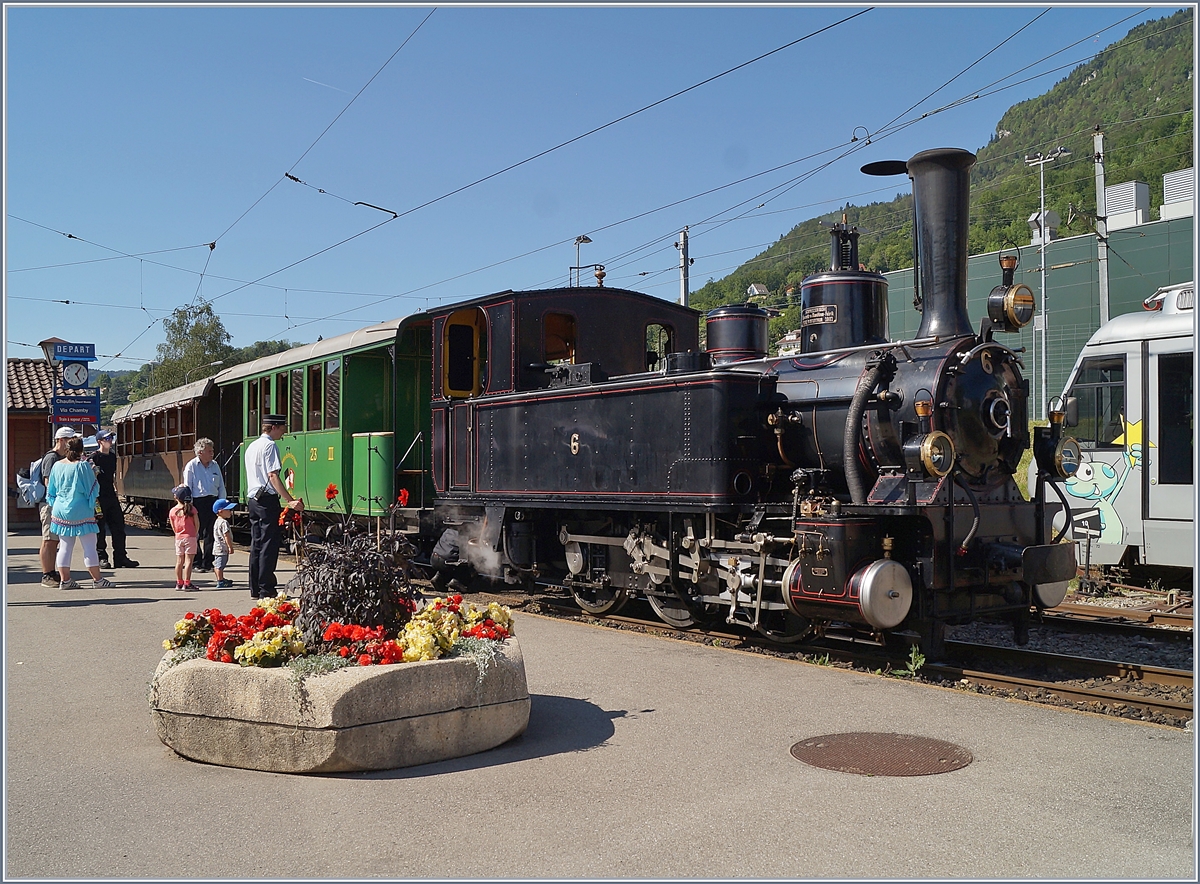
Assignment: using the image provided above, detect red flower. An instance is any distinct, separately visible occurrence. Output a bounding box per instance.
[357,654,372,666]
[326,483,338,501]
[184,612,195,620]
[338,646,350,658]
[396,488,409,507]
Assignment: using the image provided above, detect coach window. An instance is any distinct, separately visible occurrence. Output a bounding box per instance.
[444,308,486,398]
[308,363,323,430]
[275,372,289,422]
[325,359,340,429]
[544,313,576,365]
[646,322,674,370]
[1070,355,1125,448]
[248,379,260,434]
[260,376,272,425]
[1158,353,1193,485]
[290,368,304,431]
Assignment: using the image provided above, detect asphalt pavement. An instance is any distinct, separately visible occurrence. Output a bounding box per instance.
[4,523,1197,879]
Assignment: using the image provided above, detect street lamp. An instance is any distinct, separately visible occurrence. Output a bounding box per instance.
[1024,146,1070,420]
[573,235,592,286]
[185,359,224,384]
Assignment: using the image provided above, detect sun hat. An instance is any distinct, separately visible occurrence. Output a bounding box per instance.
[213,498,237,514]
[54,426,77,440]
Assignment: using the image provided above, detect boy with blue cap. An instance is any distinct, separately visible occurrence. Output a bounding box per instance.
[212,498,237,589]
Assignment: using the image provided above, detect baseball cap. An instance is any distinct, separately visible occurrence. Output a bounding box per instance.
[213,498,237,514]
[54,426,77,440]
[171,485,192,502]
[96,430,115,441]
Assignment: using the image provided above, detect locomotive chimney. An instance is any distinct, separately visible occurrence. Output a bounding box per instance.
[907,148,976,339]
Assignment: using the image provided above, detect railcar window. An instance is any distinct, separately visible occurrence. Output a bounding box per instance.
[290,368,304,431]
[1069,356,1125,448]
[248,379,259,434]
[308,364,323,430]
[544,313,576,365]
[646,323,674,370]
[325,360,340,429]
[1158,353,1193,485]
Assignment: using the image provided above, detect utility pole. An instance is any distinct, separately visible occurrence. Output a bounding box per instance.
[1025,146,1069,420]
[1093,126,1111,325]
[675,227,690,307]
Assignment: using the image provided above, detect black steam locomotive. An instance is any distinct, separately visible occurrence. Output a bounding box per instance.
[432,147,1079,654]
[112,146,1078,654]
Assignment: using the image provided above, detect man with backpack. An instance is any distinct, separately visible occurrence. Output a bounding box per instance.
[37,427,77,587]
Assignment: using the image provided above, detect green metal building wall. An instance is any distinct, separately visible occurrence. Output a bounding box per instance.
[884,215,1194,411]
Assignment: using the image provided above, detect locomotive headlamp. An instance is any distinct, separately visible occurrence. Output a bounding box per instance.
[1033,402,1081,479]
[903,430,955,478]
[986,282,1035,331]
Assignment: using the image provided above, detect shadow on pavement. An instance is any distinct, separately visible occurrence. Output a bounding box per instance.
[340,694,633,780]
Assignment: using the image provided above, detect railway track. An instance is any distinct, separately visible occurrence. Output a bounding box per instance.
[508,595,1192,728]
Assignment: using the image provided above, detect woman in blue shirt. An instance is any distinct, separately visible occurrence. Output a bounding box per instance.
[46,436,116,590]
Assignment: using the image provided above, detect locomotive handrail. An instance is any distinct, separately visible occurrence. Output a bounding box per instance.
[395,431,426,510]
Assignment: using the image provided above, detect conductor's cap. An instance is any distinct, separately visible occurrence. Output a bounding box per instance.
[263,414,287,427]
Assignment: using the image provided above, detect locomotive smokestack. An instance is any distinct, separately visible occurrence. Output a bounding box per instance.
[907,148,975,339]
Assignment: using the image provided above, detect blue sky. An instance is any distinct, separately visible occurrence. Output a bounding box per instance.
[3,3,1178,373]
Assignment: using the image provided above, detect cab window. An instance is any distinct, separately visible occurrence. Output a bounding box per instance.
[1070,356,1125,448]
[544,313,576,365]
[646,323,674,370]
[443,308,487,398]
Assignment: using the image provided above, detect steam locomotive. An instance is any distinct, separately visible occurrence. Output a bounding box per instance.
[112,146,1079,654]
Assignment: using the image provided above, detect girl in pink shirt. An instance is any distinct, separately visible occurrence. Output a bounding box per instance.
[169,485,200,591]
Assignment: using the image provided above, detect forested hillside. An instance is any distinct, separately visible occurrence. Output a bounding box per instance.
[690,8,1194,342]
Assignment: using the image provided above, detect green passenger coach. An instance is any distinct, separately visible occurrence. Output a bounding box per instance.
[214,314,433,522]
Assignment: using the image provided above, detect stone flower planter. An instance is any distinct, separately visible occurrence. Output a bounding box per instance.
[149,639,530,774]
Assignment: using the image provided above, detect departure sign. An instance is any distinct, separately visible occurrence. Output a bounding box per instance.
[52,342,97,361]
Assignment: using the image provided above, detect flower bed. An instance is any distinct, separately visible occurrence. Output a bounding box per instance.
[148,592,530,773]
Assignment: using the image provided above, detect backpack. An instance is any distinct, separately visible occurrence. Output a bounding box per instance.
[16,458,46,506]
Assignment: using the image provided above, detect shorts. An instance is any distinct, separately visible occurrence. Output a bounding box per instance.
[213,554,229,571]
[175,536,199,556]
[40,504,56,542]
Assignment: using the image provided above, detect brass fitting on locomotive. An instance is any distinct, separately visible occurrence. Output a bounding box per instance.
[1032,398,1082,479]
[902,399,956,479]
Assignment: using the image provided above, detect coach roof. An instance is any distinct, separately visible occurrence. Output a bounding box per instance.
[215,314,427,386]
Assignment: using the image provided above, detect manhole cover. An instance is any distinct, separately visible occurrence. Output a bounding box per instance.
[790,732,972,776]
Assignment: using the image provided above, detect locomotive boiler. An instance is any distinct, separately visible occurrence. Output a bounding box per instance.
[433,147,1079,654]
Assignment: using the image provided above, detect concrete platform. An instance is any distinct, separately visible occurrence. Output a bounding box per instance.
[5,523,1197,879]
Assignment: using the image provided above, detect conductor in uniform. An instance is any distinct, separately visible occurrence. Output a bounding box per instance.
[244,414,303,599]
